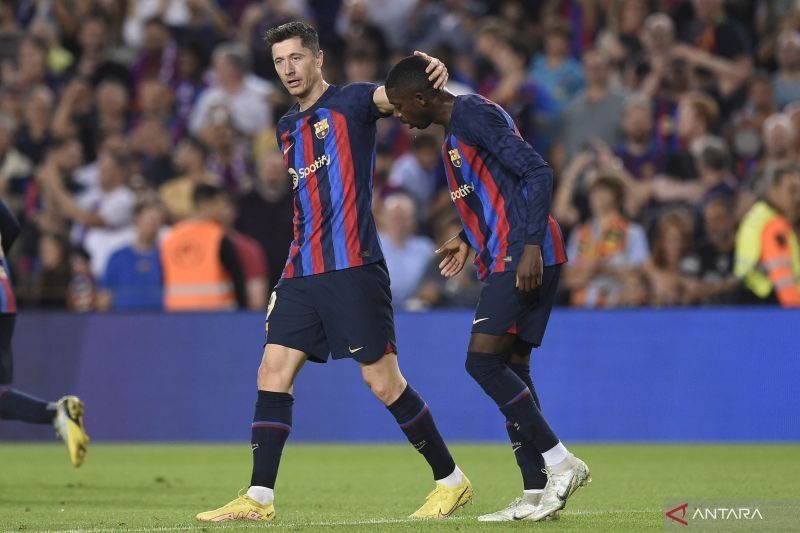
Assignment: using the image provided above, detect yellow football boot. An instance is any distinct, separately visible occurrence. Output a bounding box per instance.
[411,474,473,519]
[196,491,276,522]
[53,395,89,467]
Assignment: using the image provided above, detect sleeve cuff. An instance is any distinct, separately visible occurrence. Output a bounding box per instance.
[524,234,544,246]
[458,230,469,244]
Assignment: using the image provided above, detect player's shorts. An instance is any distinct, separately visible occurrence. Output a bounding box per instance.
[265,261,397,364]
[0,313,15,385]
[471,265,561,347]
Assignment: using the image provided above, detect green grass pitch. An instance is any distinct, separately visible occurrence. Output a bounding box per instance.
[1,443,798,532]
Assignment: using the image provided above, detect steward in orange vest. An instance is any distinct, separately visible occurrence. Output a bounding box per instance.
[161,185,246,311]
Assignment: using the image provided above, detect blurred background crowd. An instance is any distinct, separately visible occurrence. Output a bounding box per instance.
[0,0,799,312]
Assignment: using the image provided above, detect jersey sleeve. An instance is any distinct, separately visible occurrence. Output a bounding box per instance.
[342,82,390,123]
[460,97,554,246]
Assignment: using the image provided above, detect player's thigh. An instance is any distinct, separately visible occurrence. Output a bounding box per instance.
[0,313,14,386]
[265,277,329,363]
[258,343,308,392]
[469,270,525,354]
[514,265,561,347]
[318,262,397,364]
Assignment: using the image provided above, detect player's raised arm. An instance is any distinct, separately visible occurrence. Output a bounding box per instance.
[373,51,449,114]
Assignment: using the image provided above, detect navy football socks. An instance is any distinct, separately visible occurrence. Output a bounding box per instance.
[250,391,293,489]
[465,351,559,453]
[0,388,55,424]
[507,362,548,490]
[387,385,456,480]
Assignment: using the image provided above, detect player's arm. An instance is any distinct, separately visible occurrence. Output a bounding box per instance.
[0,200,21,256]
[470,103,554,291]
[373,51,449,114]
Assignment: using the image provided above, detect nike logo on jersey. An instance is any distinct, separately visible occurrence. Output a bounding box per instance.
[283,142,294,155]
[349,346,364,353]
[473,317,490,324]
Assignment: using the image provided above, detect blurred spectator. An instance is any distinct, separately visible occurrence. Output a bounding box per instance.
[129,17,178,89]
[220,193,267,310]
[0,1,22,64]
[378,193,434,305]
[40,149,136,277]
[100,200,165,311]
[200,105,254,194]
[0,114,33,208]
[235,150,293,294]
[161,184,246,311]
[644,210,698,306]
[482,34,556,152]
[663,91,719,181]
[562,175,649,308]
[14,85,54,165]
[728,73,775,177]
[173,40,209,136]
[135,76,180,141]
[557,51,626,165]
[614,95,662,214]
[773,30,800,110]
[530,20,585,116]
[387,133,440,219]
[682,195,740,305]
[189,43,272,136]
[735,164,800,307]
[130,118,174,187]
[72,13,131,88]
[66,246,97,312]
[407,216,481,310]
[159,136,217,222]
[24,232,70,309]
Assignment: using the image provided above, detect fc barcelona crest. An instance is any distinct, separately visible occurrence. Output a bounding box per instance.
[313,118,330,139]
[449,148,462,168]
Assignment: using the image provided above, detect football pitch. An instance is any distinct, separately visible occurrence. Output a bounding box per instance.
[0,443,798,532]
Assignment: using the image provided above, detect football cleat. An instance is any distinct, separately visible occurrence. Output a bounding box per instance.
[196,491,276,522]
[478,496,561,522]
[520,454,591,521]
[53,395,89,467]
[410,474,473,519]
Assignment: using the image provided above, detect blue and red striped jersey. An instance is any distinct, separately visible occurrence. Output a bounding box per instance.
[277,83,387,279]
[443,95,567,281]
[0,201,18,313]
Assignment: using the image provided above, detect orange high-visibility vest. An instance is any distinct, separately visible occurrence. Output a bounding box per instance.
[161,219,235,311]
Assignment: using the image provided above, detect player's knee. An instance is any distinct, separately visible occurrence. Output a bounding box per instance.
[363,374,404,405]
[465,351,504,385]
[256,349,294,391]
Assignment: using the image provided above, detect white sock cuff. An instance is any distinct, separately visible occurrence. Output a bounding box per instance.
[542,442,570,466]
[436,465,464,487]
[247,485,274,505]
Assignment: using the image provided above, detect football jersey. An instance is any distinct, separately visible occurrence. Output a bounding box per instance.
[443,94,567,281]
[276,83,387,278]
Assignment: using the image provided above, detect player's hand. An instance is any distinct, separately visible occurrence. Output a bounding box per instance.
[414,50,449,89]
[436,236,469,278]
[517,244,543,292]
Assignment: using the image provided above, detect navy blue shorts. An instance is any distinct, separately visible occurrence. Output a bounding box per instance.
[265,261,397,364]
[471,265,561,347]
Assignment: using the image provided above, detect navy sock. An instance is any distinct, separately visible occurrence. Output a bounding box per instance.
[465,351,558,454]
[506,363,547,490]
[387,385,456,480]
[0,388,55,424]
[250,391,293,489]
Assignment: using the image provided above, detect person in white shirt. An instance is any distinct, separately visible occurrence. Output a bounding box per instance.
[40,150,136,277]
[378,193,435,305]
[189,43,272,136]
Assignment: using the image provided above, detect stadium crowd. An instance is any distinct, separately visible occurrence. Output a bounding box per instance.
[0,0,798,311]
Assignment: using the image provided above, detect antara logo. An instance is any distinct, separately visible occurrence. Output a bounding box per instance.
[288,154,331,189]
[450,183,475,201]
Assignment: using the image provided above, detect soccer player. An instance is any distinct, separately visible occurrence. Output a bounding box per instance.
[384,55,591,522]
[0,200,89,466]
[197,22,471,522]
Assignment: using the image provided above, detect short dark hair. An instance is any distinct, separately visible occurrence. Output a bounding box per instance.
[264,21,320,53]
[193,184,226,206]
[699,144,729,172]
[134,198,164,217]
[590,174,626,208]
[766,163,800,187]
[385,55,433,96]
